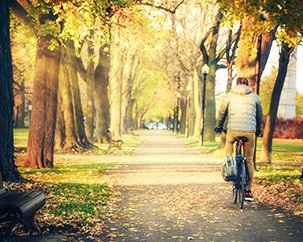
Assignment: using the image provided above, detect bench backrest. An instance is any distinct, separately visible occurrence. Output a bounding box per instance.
[106,129,113,143]
[0,173,3,189]
[0,190,46,215]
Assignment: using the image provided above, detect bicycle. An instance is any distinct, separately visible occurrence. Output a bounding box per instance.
[214,128,250,209]
[232,136,250,209]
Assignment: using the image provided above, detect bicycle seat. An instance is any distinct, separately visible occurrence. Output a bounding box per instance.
[235,136,248,143]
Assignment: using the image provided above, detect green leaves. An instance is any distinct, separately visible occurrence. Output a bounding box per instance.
[217,0,303,46]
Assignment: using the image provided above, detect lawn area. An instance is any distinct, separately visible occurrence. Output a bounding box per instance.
[179,134,303,162]
[7,128,141,237]
[179,133,303,215]
[6,129,303,236]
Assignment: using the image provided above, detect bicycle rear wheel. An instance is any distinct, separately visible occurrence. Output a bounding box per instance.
[233,182,237,204]
[239,162,246,209]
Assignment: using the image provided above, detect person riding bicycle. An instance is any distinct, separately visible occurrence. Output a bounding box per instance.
[215,77,263,201]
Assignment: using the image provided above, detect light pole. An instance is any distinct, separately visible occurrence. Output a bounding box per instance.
[200,64,209,146]
[185,84,191,138]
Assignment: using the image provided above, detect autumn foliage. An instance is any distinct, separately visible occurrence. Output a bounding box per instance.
[262,117,303,139]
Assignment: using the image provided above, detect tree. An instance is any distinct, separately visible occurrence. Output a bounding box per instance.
[296,91,303,117]
[11,0,126,166]
[200,10,223,143]
[11,1,62,168]
[216,0,276,89]
[0,0,21,182]
[260,0,303,163]
[11,18,36,128]
[216,0,303,164]
[93,44,111,143]
[261,45,294,163]
[56,40,90,151]
[259,67,277,115]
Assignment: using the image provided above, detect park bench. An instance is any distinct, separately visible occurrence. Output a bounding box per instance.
[129,128,140,139]
[0,187,46,238]
[106,129,124,150]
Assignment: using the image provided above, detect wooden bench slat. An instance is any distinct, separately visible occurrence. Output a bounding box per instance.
[0,191,33,208]
[0,189,46,238]
[10,191,41,208]
[0,188,7,196]
[19,193,45,215]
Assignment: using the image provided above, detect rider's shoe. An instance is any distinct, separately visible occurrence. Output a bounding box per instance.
[244,190,254,202]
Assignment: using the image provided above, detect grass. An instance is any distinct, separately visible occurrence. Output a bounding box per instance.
[5,160,115,235]
[9,128,303,234]
[7,128,142,236]
[178,134,303,162]
[177,133,303,215]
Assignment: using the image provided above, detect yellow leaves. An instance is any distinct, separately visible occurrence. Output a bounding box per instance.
[253,175,303,215]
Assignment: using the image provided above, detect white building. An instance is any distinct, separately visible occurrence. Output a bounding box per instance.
[277,48,297,119]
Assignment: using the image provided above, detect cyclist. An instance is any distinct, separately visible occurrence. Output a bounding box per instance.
[215,77,263,201]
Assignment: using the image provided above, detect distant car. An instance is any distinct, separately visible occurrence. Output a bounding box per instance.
[144,122,155,130]
[152,123,167,130]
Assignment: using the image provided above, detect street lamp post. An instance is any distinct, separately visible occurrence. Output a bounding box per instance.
[200,64,209,146]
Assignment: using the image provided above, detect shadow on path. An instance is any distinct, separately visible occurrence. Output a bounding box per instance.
[104,131,303,242]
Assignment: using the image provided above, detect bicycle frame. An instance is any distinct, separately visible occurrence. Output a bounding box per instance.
[233,137,250,209]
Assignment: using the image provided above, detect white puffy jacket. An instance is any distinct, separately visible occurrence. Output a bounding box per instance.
[217,85,263,133]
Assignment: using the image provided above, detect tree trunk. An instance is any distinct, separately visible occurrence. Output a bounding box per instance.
[261,45,293,163]
[179,96,186,134]
[109,25,123,136]
[188,75,195,136]
[236,17,276,90]
[57,40,90,150]
[25,33,60,168]
[13,82,25,128]
[193,68,202,137]
[204,65,216,142]
[55,94,65,149]
[85,31,96,143]
[94,45,110,143]
[235,17,259,86]
[0,0,21,181]
[204,12,222,142]
[121,54,133,133]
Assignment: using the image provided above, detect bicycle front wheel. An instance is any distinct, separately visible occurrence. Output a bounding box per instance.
[239,162,246,209]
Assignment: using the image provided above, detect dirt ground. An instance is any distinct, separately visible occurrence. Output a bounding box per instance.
[11,131,303,241]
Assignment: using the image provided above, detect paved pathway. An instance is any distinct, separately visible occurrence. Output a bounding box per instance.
[102,131,303,242]
[12,131,303,241]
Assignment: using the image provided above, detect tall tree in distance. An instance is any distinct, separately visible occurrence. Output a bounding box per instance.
[0,0,21,182]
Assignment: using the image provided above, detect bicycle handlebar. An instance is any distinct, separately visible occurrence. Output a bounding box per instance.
[214,127,227,134]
